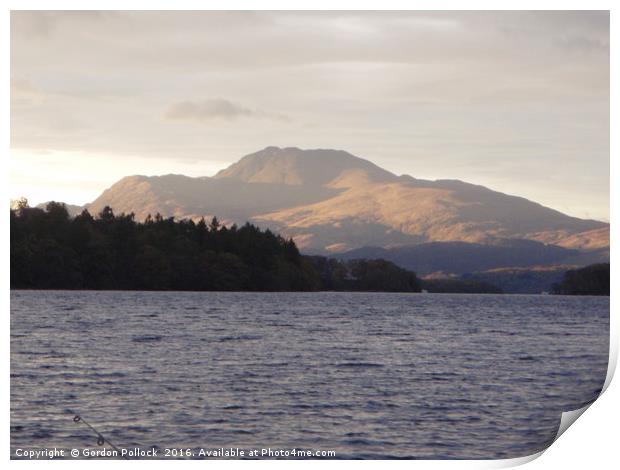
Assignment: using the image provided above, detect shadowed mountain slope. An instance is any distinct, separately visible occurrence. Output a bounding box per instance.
[335,240,609,276]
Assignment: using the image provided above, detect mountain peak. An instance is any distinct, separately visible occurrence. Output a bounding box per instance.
[214,146,396,187]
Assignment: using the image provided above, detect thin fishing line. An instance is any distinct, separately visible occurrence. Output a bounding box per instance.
[72,414,129,460]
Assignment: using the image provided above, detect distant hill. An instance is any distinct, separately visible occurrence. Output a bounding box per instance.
[461,266,570,294]
[86,146,609,255]
[334,239,608,276]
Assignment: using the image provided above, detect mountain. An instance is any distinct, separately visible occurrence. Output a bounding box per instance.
[86,146,609,254]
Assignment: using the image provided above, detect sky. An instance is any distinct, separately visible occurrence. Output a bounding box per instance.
[10,10,610,221]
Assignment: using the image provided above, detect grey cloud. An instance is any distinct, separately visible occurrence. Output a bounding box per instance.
[165,99,290,123]
[10,11,609,75]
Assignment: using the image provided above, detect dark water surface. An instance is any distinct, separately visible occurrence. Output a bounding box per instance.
[10,291,609,459]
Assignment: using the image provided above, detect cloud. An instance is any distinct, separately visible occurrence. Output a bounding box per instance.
[11,10,116,38]
[9,11,609,220]
[165,99,290,123]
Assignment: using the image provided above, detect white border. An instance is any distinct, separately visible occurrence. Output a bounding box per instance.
[3,1,616,468]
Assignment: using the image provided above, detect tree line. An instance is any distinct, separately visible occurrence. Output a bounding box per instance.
[552,263,610,296]
[10,201,422,292]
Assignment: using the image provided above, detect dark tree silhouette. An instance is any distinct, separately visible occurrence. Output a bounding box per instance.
[10,203,423,292]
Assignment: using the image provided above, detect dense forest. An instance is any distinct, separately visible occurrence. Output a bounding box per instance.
[552,263,610,296]
[10,201,422,292]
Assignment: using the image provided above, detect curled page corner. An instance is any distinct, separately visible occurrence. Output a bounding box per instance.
[491,450,545,468]
[486,406,590,469]
[554,403,591,442]
[535,322,617,461]
[488,401,598,468]
[602,343,617,394]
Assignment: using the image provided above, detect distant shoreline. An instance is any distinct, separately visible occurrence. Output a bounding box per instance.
[9,289,609,297]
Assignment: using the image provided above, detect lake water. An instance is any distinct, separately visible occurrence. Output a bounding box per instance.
[10,291,609,459]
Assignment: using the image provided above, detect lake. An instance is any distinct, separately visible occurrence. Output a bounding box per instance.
[10,291,609,459]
